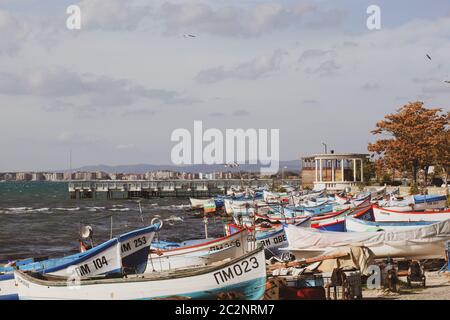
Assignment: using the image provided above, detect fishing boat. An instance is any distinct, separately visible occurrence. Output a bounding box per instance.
[377,194,447,212]
[345,216,436,232]
[299,200,333,215]
[253,212,309,225]
[263,190,290,204]
[0,223,161,300]
[310,198,373,232]
[284,219,450,260]
[310,208,352,232]
[189,198,214,209]
[372,204,450,222]
[14,246,267,300]
[146,229,249,272]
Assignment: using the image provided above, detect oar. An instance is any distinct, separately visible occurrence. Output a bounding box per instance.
[268,253,350,272]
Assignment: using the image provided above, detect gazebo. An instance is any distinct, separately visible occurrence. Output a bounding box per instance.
[301,153,369,191]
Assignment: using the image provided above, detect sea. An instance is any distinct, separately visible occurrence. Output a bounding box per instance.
[0,181,228,261]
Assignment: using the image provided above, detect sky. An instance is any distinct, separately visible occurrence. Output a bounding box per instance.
[0,0,449,171]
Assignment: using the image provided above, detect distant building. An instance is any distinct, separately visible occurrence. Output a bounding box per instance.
[3,173,16,181]
[110,173,124,180]
[96,171,110,180]
[63,172,74,180]
[32,172,45,181]
[16,172,32,181]
[73,171,96,180]
[301,153,369,191]
[124,173,144,180]
[54,172,65,181]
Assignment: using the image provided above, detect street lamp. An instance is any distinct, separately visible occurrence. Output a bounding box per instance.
[322,143,327,154]
[282,166,287,183]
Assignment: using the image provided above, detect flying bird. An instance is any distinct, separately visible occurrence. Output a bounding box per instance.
[183,34,197,38]
[444,80,450,84]
[426,54,432,61]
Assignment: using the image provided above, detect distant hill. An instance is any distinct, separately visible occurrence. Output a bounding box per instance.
[68,160,300,174]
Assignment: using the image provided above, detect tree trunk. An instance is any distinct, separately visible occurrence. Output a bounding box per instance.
[424,165,429,188]
[412,165,417,184]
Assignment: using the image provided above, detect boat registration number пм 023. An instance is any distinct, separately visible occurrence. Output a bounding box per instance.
[213,257,259,285]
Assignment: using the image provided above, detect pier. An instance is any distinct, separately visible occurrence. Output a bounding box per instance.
[68,179,301,199]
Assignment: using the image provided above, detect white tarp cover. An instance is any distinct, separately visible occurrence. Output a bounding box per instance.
[286,219,450,249]
[307,246,375,275]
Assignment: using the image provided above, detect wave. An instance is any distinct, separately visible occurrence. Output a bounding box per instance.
[109,208,130,212]
[6,207,33,211]
[54,207,80,211]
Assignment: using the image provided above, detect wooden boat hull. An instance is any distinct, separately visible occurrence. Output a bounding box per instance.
[311,200,373,232]
[189,198,214,209]
[345,217,436,232]
[14,247,267,300]
[285,220,450,260]
[286,242,445,260]
[147,246,240,272]
[0,224,160,300]
[0,274,17,300]
[373,205,450,222]
[147,229,248,272]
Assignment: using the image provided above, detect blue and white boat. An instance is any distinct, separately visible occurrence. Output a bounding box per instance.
[378,194,447,212]
[14,246,267,300]
[346,216,437,232]
[0,222,161,300]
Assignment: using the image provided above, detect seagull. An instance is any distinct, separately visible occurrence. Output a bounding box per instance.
[426,54,432,61]
[444,80,450,84]
[183,34,197,38]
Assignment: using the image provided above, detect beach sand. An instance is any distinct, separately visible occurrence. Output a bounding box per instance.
[362,271,450,300]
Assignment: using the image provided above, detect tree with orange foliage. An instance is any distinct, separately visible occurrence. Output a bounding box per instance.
[368,102,449,186]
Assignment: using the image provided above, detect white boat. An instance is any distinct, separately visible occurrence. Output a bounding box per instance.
[377,194,447,212]
[345,216,436,232]
[146,229,249,272]
[0,223,160,300]
[147,246,240,272]
[285,219,450,260]
[189,198,214,209]
[373,205,450,222]
[14,246,267,300]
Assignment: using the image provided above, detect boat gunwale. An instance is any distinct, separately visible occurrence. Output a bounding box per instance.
[15,246,265,288]
[373,204,450,214]
[155,228,247,253]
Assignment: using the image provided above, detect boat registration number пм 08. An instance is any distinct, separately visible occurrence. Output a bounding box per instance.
[213,257,259,285]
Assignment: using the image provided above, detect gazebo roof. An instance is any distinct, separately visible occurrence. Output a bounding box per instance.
[302,153,369,160]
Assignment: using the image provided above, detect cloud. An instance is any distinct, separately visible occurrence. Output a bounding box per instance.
[298,49,333,63]
[196,50,285,83]
[208,111,226,117]
[361,82,381,91]
[78,0,151,31]
[115,144,135,150]
[305,59,340,77]
[42,100,75,112]
[303,99,319,105]
[122,108,157,117]
[0,68,199,108]
[422,84,450,94]
[232,109,250,116]
[0,10,27,55]
[157,2,319,37]
[56,132,101,145]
